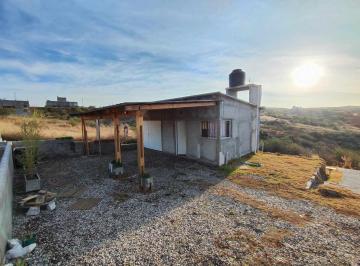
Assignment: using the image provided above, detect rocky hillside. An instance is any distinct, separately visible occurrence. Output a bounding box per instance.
[260,106,360,169]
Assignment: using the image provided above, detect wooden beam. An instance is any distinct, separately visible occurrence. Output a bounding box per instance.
[82,114,114,120]
[136,111,145,175]
[80,111,136,120]
[125,101,216,111]
[113,115,121,162]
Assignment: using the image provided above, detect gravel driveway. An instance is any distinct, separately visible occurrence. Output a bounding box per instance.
[12,150,360,265]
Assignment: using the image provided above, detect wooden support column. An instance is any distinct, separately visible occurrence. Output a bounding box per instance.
[81,117,84,143]
[82,118,90,156]
[96,119,101,155]
[136,111,145,175]
[113,115,121,162]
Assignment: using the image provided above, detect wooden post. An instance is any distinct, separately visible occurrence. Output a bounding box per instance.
[96,119,101,155]
[81,117,84,141]
[81,118,87,155]
[83,119,90,156]
[136,111,145,175]
[113,115,121,162]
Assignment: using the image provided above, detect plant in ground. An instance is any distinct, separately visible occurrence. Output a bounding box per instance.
[335,148,360,169]
[20,112,41,178]
[140,172,151,179]
[111,159,123,167]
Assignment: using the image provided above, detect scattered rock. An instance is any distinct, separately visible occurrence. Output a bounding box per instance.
[47,200,56,211]
[26,207,40,216]
[319,188,343,198]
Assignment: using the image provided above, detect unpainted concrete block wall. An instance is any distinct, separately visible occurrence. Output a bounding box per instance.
[13,140,84,160]
[220,99,257,162]
[145,106,220,164]
[13,139,136,161]
[143,96,258,165]
[0,142,14,262]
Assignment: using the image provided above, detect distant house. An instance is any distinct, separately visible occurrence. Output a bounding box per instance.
[45,97,78,108]
[0,99,29,115]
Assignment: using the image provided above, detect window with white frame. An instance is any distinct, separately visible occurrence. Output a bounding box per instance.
[201,121,217,138]
[221,120,232,138]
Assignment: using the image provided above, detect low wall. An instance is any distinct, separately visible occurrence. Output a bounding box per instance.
[0,142,14,262]
[12,140,137,160]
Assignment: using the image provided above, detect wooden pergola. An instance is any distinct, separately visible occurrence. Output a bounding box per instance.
[73,100,217,175]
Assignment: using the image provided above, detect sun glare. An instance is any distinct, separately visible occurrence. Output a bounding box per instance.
[291,63,324,88]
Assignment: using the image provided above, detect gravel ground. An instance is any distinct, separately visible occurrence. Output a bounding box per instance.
[12,150,360,265]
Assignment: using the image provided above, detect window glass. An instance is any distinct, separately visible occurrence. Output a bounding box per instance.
[221,120,232,137]
[201,121,216,138]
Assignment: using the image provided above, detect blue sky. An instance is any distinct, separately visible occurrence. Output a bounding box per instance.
[0,0,359,107]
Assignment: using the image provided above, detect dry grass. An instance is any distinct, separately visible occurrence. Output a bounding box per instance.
[260,228,292,248]
[327,168,343,184]
[213,187,309,226]
[226,152,360,217]
[0,115,135,141]
[215,228,291,265]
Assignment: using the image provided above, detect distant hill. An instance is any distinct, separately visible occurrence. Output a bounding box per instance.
[260,106,360,169]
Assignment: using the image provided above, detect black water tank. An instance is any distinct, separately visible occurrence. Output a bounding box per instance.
[229,69,245,87]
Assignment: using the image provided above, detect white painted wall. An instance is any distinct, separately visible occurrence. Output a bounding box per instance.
[144,121,162,151]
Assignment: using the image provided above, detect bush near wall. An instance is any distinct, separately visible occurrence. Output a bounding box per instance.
[0,108,16,116]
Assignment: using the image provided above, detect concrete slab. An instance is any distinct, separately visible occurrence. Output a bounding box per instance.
[69,198,101,210]
[339,168,360,194]
[58,186,87,198]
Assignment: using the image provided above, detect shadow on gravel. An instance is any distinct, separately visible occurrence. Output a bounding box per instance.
[13,149,226,264]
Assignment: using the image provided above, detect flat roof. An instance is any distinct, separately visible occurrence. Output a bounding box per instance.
[157,91,257,107]
[72,90,257,119]
[71,99,218,118]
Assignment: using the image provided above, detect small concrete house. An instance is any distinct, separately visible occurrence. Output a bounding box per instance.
[142,69,262,165]
[74,69,262,167]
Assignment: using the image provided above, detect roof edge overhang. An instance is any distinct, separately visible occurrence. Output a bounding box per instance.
[71,100,218,119]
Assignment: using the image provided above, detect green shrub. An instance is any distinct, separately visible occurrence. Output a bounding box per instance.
[68,117,80,126]
[123,138,137,144]
[140,172,151,179]
[87,120,96,128]
[263,138,309,156]
[111,160,123,167]
[219,164,236,176]
[20,112,41,177]
[334,148,360,169]
[0,108,15,116]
